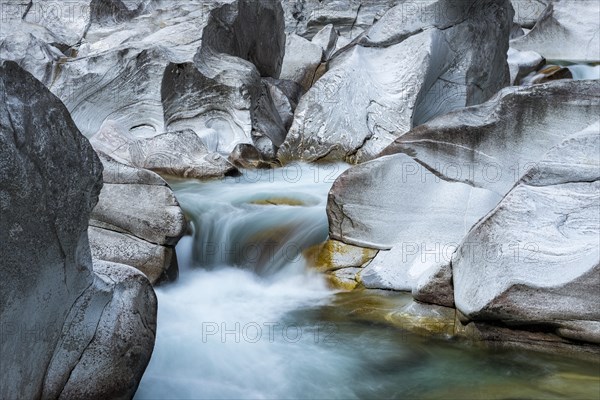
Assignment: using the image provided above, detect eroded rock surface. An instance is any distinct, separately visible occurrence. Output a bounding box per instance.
[453,122,600,343]
[0,60,155,399]
[278,0,513,163]
[511,0,600,62]
[327,80,599,309]
[89,152,186,284]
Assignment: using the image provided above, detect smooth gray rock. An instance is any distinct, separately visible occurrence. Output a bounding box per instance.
[228,143,272,169]
[197,0,285,78]
[511,0,600,62]
[98,151,167,186]
[263,77,304,130]
[278,0,513,163]
[89,226,177,286]
[329,80,600,294]
[21,0,146,46]
[453,122,600,343]
[311,24,338,61]
[0,58,101,400]
[42,260,157,400]
[89,153,184,284]
[283,0,399,40]
[0,27,66,86]
[157,1,286,159]
[0,60,154,399]
[412,261,454,308]
[90,180,185,246]
[507,48,545,85]
[280,34,323,91]
[381,81,600,195]
[2,1,288,162]
[92,123,237,179]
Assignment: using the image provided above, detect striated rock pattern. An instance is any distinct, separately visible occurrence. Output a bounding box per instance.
[453,122,600,343]
[278,0,513,163]
[326,80,599,311]
[89,152,186,284]
[511,0,600,62]
[0,61,155,399]
[2,0,288,167]
[282,0,400,39]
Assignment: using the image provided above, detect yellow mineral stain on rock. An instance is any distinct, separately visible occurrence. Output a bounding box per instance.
[303,239,378,272]
[325,272,358,291]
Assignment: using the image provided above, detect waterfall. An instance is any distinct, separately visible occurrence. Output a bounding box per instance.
[172,163,347,275]
[135,163,599,400]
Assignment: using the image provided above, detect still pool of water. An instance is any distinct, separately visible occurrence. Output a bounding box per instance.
[135,164,600,400]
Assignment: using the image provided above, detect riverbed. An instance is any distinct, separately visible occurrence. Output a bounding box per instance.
[135,164,600,400]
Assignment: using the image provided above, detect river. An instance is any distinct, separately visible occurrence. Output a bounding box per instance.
[135,164,599,400]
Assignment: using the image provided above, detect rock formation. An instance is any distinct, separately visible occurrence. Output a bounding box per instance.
[0,60,155,399]
[511,0,600,62]
[89,152,186,285]
[278,0,514,163]
[323,80,600,338]
[453,122,600,344]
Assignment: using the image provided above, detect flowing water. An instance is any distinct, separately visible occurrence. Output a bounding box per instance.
[135,164,600,400]
[521,61,600,85]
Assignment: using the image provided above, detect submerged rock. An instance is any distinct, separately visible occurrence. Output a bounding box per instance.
[0,61,155,399]
[278,0,513,163]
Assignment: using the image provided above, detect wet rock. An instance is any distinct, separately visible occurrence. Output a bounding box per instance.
[278,0,513,163]
[453,122,600,344]
[306,239,378,272]
[327,80,600,299]
[507,48,545,85]
[326,267,361,291]
[228,143,272,169]
[521,64,573,85]
[389,301,456,337]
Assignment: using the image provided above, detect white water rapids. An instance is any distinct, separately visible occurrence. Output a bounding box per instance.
[135,164,599,400]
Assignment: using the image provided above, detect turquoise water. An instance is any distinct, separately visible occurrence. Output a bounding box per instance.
[135,164,600,400]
